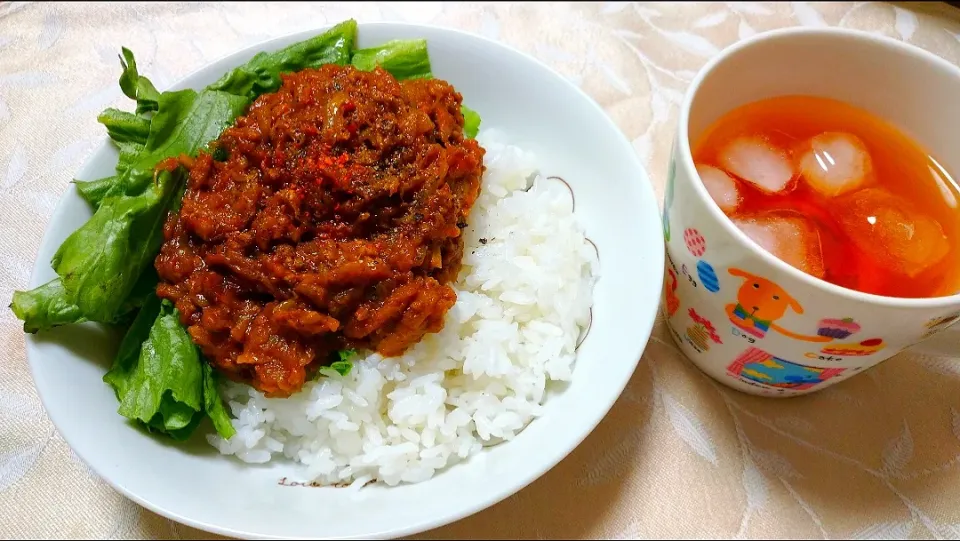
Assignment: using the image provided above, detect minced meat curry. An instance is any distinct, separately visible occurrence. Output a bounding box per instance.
[155,65,485,397]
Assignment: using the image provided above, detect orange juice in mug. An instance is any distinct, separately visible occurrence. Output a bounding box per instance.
[663,28,960,397]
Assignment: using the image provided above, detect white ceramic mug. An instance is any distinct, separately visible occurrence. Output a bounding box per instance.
[663,27,960,397]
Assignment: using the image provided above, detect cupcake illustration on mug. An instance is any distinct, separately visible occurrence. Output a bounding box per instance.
[817,318,861,339]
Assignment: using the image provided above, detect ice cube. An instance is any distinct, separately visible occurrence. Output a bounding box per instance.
[718,135,796,194]
[732,212,826,279]
[696,164,741,213]
[837,188,949,277]
[799,132,873,197]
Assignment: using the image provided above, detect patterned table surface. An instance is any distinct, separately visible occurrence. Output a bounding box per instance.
[3,2,960,539]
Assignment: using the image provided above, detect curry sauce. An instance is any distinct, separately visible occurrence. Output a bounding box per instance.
[155,65,485,397]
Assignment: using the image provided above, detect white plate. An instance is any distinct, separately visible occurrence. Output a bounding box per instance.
[24,22,664,540]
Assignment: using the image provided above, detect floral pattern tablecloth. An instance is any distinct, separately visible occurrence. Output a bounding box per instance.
[3,2,960,539]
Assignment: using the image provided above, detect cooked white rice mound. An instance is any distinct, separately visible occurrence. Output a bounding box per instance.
[208,129,599,487]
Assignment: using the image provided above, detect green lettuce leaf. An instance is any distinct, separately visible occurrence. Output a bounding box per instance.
[351,39,431,80]
[75,140,145,210]
[118,46,160,115]
[461,105,481,139]
[10,279,87,333]
[202,362,236,439]
[75,141,146,211]
[10,266,158,333]
[104,297,205,440]
[122,265,160,312]
[105,295,162,398]
[74,176,116,210]
[78,49,153,210]
[115,140,145,173]
[208,19,357,100]
[98,108,150,145]
[87,90,248,207]
[141,89,250,165]
[51,166,187,322]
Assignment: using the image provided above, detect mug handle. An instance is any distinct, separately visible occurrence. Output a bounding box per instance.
[907,326,959,357]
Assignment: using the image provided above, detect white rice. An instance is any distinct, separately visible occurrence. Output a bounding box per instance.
[207,130,599,486]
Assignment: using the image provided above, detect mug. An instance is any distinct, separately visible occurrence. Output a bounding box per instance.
[663,27,960,397]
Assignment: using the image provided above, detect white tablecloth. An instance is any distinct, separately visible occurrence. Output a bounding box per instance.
[3,2,960,538]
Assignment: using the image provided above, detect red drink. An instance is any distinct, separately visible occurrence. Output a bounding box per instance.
[693,96,960,298]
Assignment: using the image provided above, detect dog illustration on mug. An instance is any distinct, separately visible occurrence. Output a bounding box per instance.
[726,268,830,343]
